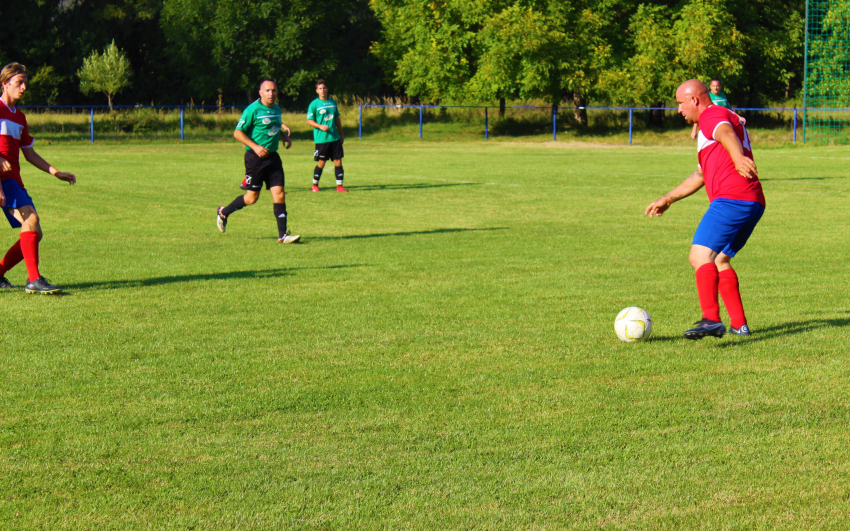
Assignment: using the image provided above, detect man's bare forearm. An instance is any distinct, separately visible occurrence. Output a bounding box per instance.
[22,148,56,175]
[664,169,705,202]
[233,129,259,150]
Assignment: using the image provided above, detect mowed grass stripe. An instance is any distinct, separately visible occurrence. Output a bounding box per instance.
[1,141,848,529]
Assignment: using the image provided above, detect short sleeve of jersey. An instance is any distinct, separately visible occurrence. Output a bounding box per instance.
[236,106,254,132]
[306,101,316,121]
[698,107,732,141]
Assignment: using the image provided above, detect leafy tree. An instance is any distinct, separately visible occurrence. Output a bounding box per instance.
[472,1,612,124]
[78,40,133,109]
[24,66,64,105]
[161,0,383,105]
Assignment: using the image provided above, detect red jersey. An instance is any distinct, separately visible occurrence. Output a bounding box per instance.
[0,98,34,188]
[697,105,765,206]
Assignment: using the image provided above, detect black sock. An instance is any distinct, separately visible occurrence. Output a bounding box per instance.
[335,165,344,185]
[313,166,323,185]
[221,195,246,217]
[274,203,287,237]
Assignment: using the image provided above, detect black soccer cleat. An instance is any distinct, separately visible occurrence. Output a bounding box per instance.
[684,318,726,340]
[24,276,62,294]
[729,324,752,336]
[0,276,20,289]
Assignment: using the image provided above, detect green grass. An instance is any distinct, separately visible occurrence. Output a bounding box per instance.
[1,139,849,529]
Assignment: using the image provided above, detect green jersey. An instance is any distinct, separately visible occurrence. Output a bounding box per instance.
[709,90,729,108]
[236,99,283,152]
[307,97,341,144]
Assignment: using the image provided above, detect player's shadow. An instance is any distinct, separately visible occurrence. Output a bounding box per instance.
[307,227,508,242]
[345,182,485,192]
[63,264,363,291]
[648,317,850,343]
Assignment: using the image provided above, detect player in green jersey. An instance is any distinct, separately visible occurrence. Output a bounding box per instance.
[216,79,300,243]
[307,79,347,192]
[691,79,740,139]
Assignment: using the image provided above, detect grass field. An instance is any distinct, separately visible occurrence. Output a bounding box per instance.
[1,139,849,529]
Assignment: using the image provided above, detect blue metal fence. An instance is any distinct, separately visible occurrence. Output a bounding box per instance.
[21,103,809,144]
[20,104,246,144]
[357,104,805,144]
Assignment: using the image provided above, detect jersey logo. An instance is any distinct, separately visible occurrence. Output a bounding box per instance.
[0,119,24,139]
[269,126,279,136]
[327,114,334,120]
[319,109,326,115]
[262,118,271,125]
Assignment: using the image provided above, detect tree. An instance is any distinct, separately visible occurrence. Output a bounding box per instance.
[160,0,383,105]
[78,40,132,109]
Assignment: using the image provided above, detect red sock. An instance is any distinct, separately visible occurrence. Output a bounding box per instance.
[0,240,23,276]
[20,231,41,282]
[719,269,747,328]
[695,263,721,322]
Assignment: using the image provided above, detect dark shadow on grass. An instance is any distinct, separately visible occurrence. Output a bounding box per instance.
[759,177,837,181]
[307,227,508,242]
[345,182,484,192]
[714,318,850,347]
[64,264,364,291]
[647,317,850,345]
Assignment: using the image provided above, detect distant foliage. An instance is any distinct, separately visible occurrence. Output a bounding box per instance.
[78,40,133,109]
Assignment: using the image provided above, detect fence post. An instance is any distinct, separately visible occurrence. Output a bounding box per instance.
[485,107,489,140]
[419,105,423,139]
[628,108,633,146]
[180,106,184,141]
[358,105,362,139]
[90,107,94,144]
[552,106,557,141]
[793,108,798,143]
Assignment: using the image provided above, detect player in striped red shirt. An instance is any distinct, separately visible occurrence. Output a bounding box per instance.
[645,79,765,339]
[0,63,76,294]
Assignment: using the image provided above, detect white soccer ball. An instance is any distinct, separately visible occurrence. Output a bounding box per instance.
[615,307,653,342]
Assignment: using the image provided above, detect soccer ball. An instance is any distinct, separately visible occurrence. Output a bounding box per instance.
[615,307,653,342]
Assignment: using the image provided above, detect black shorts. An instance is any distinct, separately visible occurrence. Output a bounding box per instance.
[244,151,285,191]
[314,140,344,162]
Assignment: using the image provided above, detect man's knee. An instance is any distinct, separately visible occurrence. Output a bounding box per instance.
[243,192,260,205]
[17,207,39,229]
[689,245,717,270]
[269,187,285,203]
[714,252,733,270]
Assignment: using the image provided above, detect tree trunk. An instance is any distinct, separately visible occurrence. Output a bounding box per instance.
[499,97,506,118]
[572,89,588,126]
[106,92,113,112]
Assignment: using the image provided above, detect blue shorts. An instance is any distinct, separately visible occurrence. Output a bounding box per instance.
[1,180,35,229]
[692,198,764,257]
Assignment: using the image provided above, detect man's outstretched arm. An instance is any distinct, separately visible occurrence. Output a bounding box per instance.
[645,168,705,218]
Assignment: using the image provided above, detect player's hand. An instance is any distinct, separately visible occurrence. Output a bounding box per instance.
[253,145,269,158]
[0,190,5,208]
[55,171,76,185]
[733,156,758,179]
[0,156,10,173]
[690,129,697,140]
[283,125,291,135]
[282,136,292,150]
[319,125,329,132]
[645,197,673,218]
[339,136,344,145]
